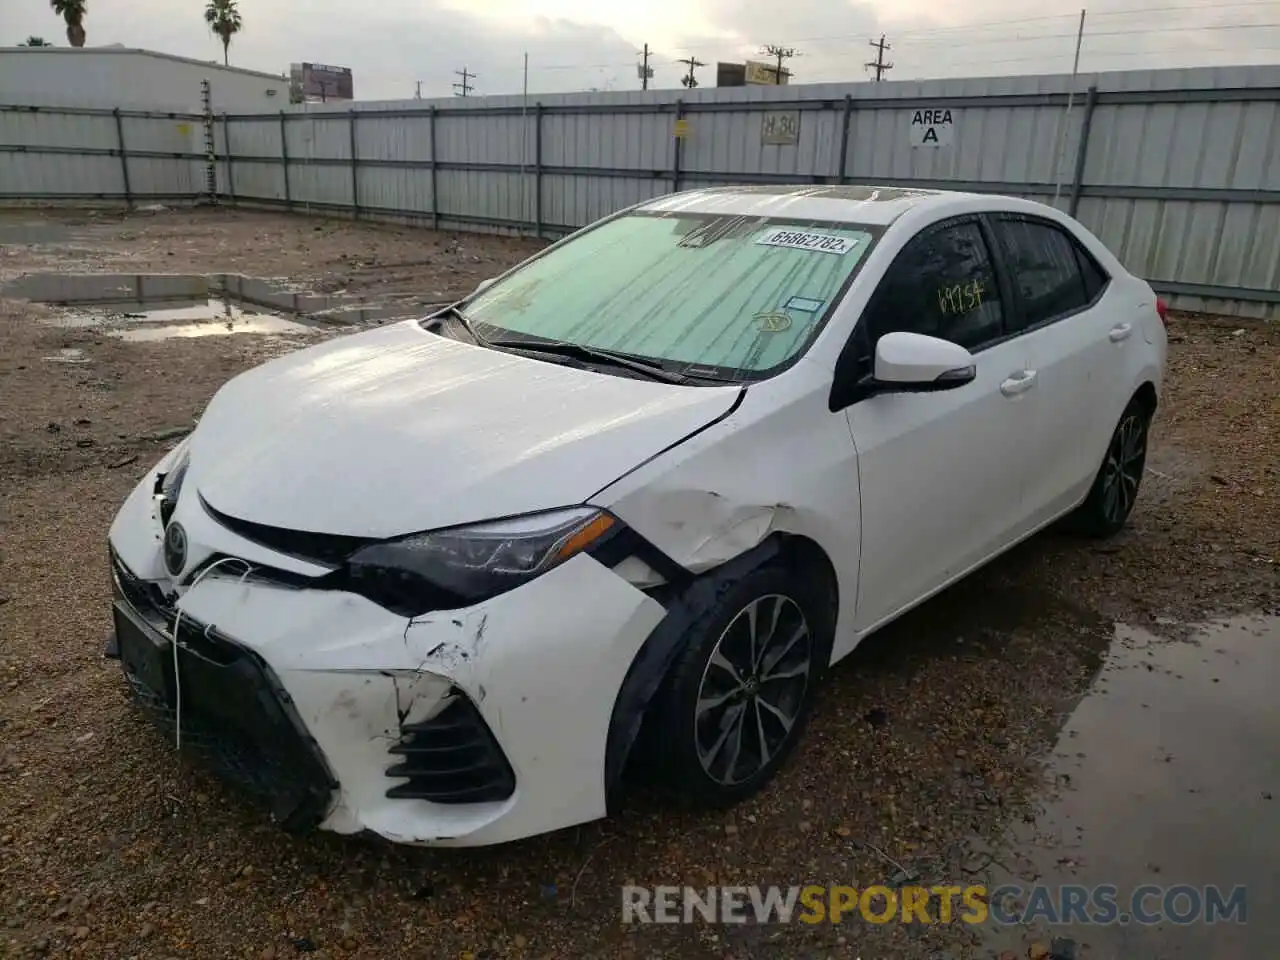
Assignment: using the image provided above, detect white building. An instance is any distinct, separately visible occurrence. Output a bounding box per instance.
[0,45,290,113]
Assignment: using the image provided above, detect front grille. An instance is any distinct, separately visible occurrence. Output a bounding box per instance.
[110,549,176,625]
[199,493,371,566]
[385,695,516,804]
[111,563,336,831]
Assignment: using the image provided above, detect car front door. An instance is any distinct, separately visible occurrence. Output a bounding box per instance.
[986,214,1123,526]
[837,215,1039,633]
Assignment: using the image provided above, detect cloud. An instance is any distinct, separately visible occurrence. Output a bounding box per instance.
[665,0,1280,85]
[6,0,1279,99]
[7,0,644,99]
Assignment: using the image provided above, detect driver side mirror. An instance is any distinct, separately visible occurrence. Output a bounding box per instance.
[872,331,976,392]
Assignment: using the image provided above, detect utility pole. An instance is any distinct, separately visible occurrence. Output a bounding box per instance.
[415,80,422,99]
[677,55,705,89]
[865,35,893,81]
[452,67,475,97]
[760,45,796,84]
[1052,9,1088,205]
[638,43,653,90]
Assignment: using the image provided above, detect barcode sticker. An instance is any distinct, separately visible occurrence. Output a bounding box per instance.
[756,229,855,255]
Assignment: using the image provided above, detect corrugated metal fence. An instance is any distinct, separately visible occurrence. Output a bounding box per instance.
[0,103,206,202]
[3,65,1278,316]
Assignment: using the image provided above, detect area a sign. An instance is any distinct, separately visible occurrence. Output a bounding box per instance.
[909,108,955,147]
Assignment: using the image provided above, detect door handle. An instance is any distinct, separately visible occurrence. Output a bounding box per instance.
[1000,370,1037,397]
[1109,323,1133,342]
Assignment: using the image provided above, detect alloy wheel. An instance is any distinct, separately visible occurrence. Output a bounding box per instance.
[1101,414,1146,525]
[694,594,813,786]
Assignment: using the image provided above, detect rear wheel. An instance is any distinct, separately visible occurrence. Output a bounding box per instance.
[1071,398,1151,537]
[651,563,832,808]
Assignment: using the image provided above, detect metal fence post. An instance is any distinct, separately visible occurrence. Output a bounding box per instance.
[113,108,132,206]
[672,100,685,193]
[428,106,439,230]
[279,111,291,208]
[837,95,853,184]
[534,102,543,239]
[1068,84,1099,218]
[349,109,359,219]
[222,113,235,201]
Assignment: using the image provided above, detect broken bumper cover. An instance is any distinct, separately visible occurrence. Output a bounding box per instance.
[110,581,336,830]
[108,513,668,847]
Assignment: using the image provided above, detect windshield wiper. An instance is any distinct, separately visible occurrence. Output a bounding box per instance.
[482,336,706,385]
[429,303,493,346]
[430,313,734,385]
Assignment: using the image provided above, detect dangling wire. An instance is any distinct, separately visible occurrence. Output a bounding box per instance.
[170,556,254,752]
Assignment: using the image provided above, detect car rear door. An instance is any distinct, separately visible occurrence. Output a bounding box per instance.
[985,214,1125,526]
[838,215,1040,633]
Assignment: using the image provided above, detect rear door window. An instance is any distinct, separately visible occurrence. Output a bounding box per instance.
[991,217,1108,331]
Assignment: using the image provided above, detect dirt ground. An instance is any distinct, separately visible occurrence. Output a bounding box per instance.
[0,207,1276,960]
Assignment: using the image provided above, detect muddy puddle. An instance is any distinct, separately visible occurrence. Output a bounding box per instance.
[974,613,1279,958]
[1,272,431,341]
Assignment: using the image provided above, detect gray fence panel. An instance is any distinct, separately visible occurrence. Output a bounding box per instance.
[3,64,1278,315]
[222,118,285,201]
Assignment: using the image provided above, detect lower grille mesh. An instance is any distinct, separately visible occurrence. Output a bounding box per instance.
[111,553,335,831]
[385,696,516,804]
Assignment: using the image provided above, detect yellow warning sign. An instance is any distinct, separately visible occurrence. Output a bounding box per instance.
[176,123,192,135]
[673,118,690,139]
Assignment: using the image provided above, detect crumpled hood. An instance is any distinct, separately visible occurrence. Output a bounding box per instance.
[188,321,739,538]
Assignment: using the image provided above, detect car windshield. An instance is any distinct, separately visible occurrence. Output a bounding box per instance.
[456,211,878,381]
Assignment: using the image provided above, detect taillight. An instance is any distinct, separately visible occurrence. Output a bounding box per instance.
[1155,298,1169,326]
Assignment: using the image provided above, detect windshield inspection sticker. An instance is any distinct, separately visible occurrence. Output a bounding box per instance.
[784,296,825,313]
[756,229,856,255]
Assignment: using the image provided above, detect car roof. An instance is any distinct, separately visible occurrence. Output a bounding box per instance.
[636,183,1002,227]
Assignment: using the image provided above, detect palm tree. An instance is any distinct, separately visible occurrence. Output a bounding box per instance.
[203,0,243,67]
[49,0,86,48]
[22,36,55,46]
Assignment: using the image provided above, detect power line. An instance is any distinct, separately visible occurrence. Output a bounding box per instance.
[760,44,798,84]
[677,55,706,88]
[865,34,893,81]
[892,21,1279,48]
[447,10,1279,85]
[652,1,1280,56]
[452,67,475,97]
[902,43,1280,71]
[516,20,1277,77]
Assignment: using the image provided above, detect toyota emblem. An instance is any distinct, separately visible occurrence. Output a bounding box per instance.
[163,521,188,577]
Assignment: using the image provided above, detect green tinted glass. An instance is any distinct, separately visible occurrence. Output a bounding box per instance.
[464,213,875,374]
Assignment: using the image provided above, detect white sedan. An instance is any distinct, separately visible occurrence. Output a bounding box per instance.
[106,185,1167,846]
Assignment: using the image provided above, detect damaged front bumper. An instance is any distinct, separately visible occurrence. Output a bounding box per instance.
[107,477,668,847]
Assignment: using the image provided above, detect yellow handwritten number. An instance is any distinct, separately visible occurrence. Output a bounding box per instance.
[936,279,985,316]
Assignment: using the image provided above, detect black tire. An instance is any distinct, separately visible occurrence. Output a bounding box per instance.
[650,561,834,809]
[1070,397,1151,538]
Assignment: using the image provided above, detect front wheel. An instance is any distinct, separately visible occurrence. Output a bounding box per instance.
[651,563,832,808]
[1071,398,1151,537]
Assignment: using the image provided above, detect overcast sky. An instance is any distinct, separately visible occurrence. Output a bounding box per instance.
[9,0,1280,100]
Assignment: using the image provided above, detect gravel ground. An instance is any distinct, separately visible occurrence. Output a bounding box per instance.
[0,207,1276,960]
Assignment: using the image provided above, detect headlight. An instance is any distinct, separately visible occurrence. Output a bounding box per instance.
[345,507,618,615]
[153,440,191,527]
